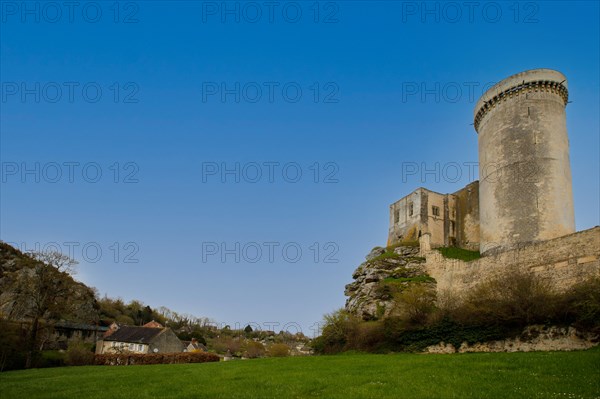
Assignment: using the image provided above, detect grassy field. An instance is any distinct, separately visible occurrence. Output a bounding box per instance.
[1,349,599,399]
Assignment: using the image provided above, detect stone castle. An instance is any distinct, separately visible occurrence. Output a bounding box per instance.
[388,69,578,255]
[346,69,599,324]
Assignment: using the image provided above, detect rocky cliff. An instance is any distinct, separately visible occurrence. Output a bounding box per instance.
[344,244,433,320]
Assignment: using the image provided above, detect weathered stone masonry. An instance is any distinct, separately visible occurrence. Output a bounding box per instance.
[423,226,599,296]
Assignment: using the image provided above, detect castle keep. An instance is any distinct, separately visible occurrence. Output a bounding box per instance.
[388,69,576,255]
[348,69,599,325]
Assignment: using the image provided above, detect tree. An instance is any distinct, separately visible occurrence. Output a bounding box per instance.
[311,308,366,354]
[0,318,27,372]
[0,251,93,368]
[243,340,265,358]
[395,284,437,326]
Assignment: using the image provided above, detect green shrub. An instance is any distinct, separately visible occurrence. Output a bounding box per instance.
[312,309,360,354]
[394,284,437,327]
[454,267,556,327]
[244,341,265,358]
[65,340,94,366]
[345,321,385,352]
[556,277,600,330]
[210,336,242,355]
[383,317,513,352]
[267,344,290,357]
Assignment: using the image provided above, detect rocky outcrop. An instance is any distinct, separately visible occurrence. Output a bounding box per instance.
[345,245,432,320]
[345,242,599,352]
[425,325,598,353]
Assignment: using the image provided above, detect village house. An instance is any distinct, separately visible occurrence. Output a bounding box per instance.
[183,338,207,352]
[95,321,184,355]
[52,321,109,350]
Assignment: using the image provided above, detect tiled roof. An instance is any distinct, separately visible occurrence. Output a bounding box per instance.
[143,320,163,328]
[103,326,164,343]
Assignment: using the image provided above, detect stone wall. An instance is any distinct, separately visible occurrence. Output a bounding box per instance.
[388,190,423,246]
[423,227,600,295]
[452,181,480,251]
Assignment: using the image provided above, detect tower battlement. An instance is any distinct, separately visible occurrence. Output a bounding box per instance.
[474,69,569,131]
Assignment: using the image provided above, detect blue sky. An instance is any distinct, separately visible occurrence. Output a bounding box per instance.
[1,1,599,334]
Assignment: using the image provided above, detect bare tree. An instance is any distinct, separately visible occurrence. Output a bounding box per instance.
[1,251,81,368]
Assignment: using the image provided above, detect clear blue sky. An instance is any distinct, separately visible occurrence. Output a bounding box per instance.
[1,1,599,334]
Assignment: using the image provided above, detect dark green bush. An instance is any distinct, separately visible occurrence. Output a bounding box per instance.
[38,350,66,368]
[312,309,360,354]
[0,319,28,371]
[66,340,95,366]
[384,317,515,351]
[345,321,385,352]
[555,277,600,331]
[452,268,556,327]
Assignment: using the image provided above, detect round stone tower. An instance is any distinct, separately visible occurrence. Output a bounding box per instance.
[474,69,575,254]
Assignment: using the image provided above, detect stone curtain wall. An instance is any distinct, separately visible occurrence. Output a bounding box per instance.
[423,227,600,295]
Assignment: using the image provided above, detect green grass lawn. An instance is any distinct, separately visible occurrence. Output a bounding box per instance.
[1,349,599,399]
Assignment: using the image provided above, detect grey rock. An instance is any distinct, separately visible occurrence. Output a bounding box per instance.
[365,247,386,261]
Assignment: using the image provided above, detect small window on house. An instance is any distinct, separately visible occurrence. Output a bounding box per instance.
[432,206,440,217]
[394,209,399,224]
[129,343,134,351]
[138,344,143,352]
[408,202,414,216]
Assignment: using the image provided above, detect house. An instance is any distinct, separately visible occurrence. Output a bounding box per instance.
[96,321,184,354]
[52,321,109,350]
[183,338,207,352]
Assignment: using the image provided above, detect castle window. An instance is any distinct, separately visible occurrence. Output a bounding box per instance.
[450,221,455,233]
[394,209,399,224]
[432,206,440,217]
[408,202,414,216]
